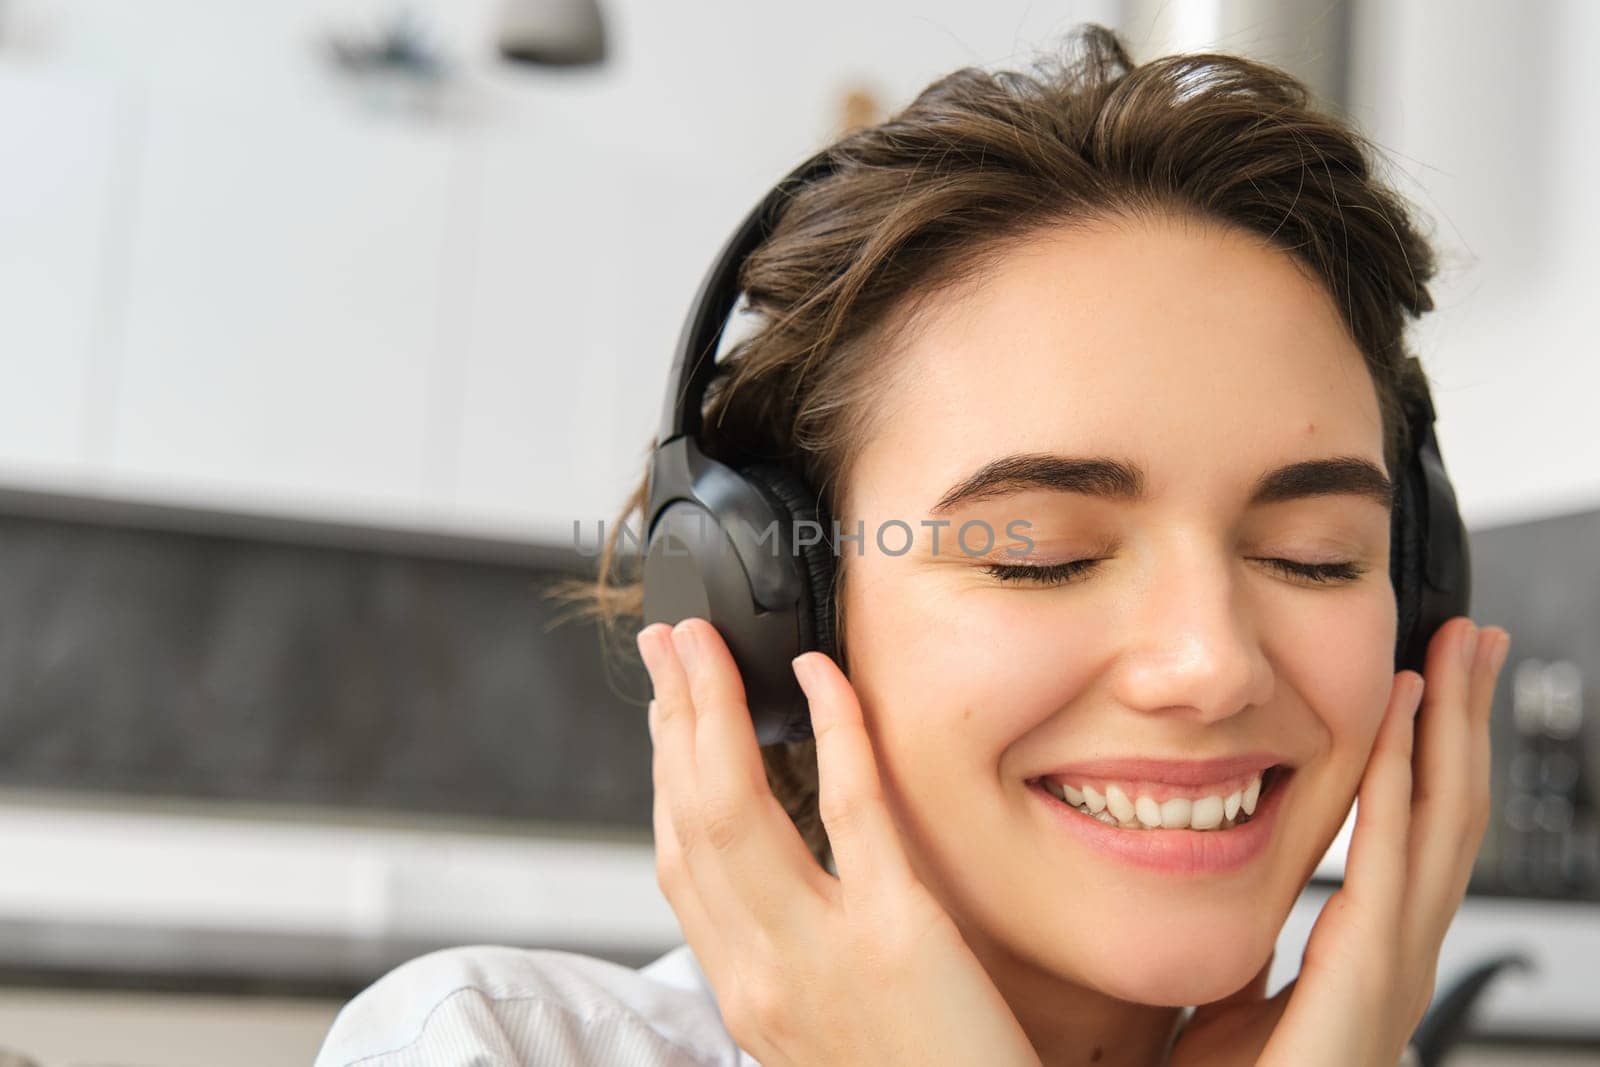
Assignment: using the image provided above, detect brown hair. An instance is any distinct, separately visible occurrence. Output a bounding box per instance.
[549,22,1439,875]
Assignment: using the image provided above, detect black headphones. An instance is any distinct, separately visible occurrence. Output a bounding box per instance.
[641,149,1472,747]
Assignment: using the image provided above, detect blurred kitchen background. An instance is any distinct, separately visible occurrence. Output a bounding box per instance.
[0,0,1595,1064]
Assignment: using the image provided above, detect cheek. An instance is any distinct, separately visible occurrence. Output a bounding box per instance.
[1269,584,1398,891]
[843,565,1094,768]
[839,564,1071,900]
[1276,581,1399,748]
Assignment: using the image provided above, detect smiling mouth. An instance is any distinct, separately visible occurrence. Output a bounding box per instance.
[1029,765,1293,832]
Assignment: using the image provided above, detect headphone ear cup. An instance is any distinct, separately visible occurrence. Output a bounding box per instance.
[736,461,838,665]
[1390,386,1472,676]
[1391,463,1425,672]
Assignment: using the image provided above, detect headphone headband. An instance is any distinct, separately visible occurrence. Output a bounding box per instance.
[657,150,838,446]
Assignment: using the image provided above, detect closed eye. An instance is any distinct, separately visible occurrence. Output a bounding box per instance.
[982,559,1100,587]
[981,557,1367,588]
[1258,558,1366,584]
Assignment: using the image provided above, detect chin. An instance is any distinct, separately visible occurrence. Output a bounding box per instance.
[1079,913,1280,1006]
[1112,942,1271,1006]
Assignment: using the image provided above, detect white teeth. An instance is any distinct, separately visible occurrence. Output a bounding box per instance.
[1159,797,1193,829]
[1104,784,1135,822]
[1190,794,1224,830]
[1040,769,1274,831]
[1242,776,1261,816]
[1135,795,1163,828]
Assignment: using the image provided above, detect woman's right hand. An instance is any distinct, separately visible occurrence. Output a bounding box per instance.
[638,618,1042,1067]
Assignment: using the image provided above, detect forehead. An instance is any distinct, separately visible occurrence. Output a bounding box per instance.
[856,215,1384,507]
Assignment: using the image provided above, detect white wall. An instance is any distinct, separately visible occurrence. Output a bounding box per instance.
[1348,0,1599,530]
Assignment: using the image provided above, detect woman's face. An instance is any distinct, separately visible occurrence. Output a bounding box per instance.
[837,213,1397,1008]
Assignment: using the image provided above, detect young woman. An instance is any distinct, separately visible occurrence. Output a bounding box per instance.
[316,23,1508,1067]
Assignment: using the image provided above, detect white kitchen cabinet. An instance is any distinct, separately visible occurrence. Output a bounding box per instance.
[104,82,463,528]
[450,115,748,544]
[447,115,627,544]
[0,66,121,483]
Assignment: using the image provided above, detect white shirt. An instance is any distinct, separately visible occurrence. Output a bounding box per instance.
[314,942,1417,1066]
[314,942,757,1067]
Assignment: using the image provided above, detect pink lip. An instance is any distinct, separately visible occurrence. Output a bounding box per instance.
[1029,766,1293,876]
[1032,752,1287,788]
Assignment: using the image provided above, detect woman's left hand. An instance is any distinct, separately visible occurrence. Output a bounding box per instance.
[1168,617,1510,1067]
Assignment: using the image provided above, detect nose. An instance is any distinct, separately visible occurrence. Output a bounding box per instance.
[1108,538,1275,724]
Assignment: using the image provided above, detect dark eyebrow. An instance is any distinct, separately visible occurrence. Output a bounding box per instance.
[928,453,1394,514]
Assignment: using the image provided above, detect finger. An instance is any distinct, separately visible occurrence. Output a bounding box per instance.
[648,695,728,981]
[1461,627,1510,878]
[1463,628,1509,848]
[640,632,718,960]
[793,651,919,897]
[638,624,718,885]
[639,627,697,883]
[673,619,833,915]
[1404,617,1480,945]
[1339,668,1425,947]
[1414,625,1509,957]
[1452,628,1507,898]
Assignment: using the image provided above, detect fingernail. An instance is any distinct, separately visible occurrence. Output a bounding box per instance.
[1409,675,1426,717]
[1461,623,1479,668]
[792,654,816,692]
[1490,633,1511,674]
[635,626,659,668]
[671,622,699,675]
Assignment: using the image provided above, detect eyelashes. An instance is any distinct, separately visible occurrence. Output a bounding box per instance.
[1263,558,1366,585]
[981,557,1367,588]
[983,558,1101,587]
